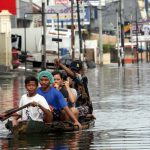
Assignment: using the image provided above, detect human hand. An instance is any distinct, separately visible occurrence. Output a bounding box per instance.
[53,83,60,89]
[31,101,39,107]
[76,73,82,80]
[12,119,18,127]
[54,58,60,65]
[74,121,82,130]
[64,80,70,89]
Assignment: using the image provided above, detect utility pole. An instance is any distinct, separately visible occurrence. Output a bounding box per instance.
[57,13,60,58]
[119,0,125,66]
[130,15,134,64]
[135,7,139,64]
[41,1,46,70]
[76,0,83,61]
[24,14,27,73]
[71,0,75,60]
[98,0,103,65]
[116,9,121,66]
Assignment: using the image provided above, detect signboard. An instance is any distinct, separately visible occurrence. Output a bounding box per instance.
[52,38,62,42]
[132,35,150,42]
[55,0,69,4]
[131,23,150,42]
[0,0,16,15]
[46,5,90,25]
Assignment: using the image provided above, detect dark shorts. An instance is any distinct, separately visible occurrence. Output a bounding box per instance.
[53,110,61,121]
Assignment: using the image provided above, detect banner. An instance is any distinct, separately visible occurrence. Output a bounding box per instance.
[55,0,68,4]
[46,5,90,25]
[0,0,16,15]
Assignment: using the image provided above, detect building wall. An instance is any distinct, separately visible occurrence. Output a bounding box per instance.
[90,0,146,32]
[11,0,33,28]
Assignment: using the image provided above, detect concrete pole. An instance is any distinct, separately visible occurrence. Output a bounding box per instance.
[98,0,103,65]
[119,0,125,66]
[57,13,60,58]
[24,14,27,73]
[130,15,134,64]
[41,0,46,71]
[116,9,121,66]
[76,0,83,61]
[135,7,139,64]
[71,0,75,60]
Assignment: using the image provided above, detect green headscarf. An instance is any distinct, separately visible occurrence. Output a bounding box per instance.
[37,71,54,84]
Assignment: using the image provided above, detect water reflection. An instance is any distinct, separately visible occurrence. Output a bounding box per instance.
[0,131,94,150]
[0,76,25,112]
[1,63,150,149]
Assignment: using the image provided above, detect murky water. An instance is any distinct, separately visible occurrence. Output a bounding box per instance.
[0,63,150,149]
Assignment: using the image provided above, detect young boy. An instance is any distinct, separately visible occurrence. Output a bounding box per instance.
[12,76,52,127]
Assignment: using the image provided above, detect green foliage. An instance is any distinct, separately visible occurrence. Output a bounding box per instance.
[103,44,115,53]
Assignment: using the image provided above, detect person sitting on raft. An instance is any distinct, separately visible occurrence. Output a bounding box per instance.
[36,71,81,128]
[54,59,94,120]
[12,76,52,127]
[52,70,79,119]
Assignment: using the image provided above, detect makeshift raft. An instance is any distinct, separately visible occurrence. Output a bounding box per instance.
[5,117,95,135]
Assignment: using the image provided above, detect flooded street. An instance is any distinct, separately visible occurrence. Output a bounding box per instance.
[0,63,150,149]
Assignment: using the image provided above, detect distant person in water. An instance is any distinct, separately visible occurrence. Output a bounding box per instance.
[12,76,52,127]
[36,70,81,129]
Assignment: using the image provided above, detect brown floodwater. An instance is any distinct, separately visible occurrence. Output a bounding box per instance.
[0,63,150,149]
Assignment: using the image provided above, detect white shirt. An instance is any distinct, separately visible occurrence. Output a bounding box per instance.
[70,88,78,99]
[17,93,50,122]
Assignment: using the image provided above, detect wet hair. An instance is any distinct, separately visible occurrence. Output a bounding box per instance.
[25,76,38,86]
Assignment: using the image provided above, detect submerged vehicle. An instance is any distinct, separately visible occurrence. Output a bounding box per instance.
[5,116,95,135]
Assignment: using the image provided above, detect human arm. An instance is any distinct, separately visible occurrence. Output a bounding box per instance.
[0,113,7,120]
[64,80,77,104]
[63,106,81,129]
[12,113,21,127]
[31,101,53,123]
[54,58,75,77]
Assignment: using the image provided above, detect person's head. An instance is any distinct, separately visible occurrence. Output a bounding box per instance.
[52,71,64,87]
[25,76,38,96]
[70,60,83,74]
[37,71,54,90]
